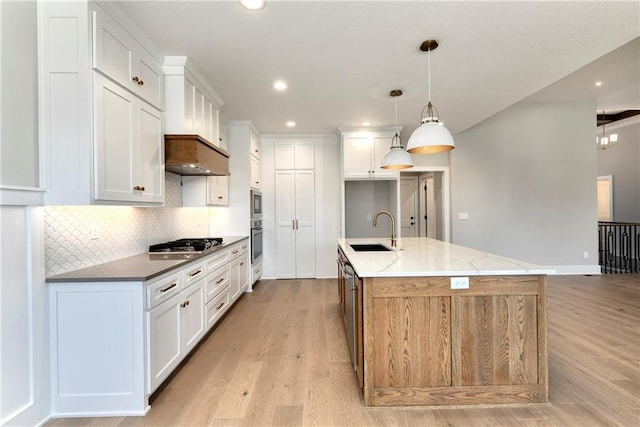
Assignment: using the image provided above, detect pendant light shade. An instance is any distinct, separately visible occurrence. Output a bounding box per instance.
[381,133,413,169]
[407,40,455,154]
[381,90,413,170]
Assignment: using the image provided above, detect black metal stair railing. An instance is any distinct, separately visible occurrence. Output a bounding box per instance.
[598,222,640,273]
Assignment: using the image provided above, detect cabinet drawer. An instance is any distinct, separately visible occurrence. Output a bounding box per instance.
[205,265,230,303]
[229,242,248,260]
[147,272,182,310]
[205,248,229,274]
[184,262,205,289]
[206,288,230,331]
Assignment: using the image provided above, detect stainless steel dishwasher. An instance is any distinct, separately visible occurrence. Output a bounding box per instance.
[344,261,357,371]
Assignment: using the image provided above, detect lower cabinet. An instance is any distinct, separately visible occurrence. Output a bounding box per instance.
[48,237,250,417]
[148,278,205,393]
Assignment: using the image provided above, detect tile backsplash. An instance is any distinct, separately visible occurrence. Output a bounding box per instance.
[44,173,210,276]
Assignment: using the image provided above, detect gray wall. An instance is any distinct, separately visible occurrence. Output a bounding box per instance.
[1,0,39,187]
[345,180,395,238]
[451,101,598,269]
[597,121,640,222]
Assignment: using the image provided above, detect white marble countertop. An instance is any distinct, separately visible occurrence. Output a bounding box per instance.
[338,237,555,277]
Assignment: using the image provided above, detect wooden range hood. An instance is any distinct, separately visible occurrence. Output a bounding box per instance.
[164,134,229,176]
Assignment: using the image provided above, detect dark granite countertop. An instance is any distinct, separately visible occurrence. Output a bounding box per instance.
[46,236,248,283]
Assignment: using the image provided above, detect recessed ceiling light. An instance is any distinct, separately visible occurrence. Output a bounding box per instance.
[239,0,266,11]
[273,80,287,91]
[595,81,603,86]
[286,121,296,127]
[362,122,371,127]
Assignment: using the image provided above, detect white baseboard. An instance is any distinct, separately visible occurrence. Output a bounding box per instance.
[549,264,601,275]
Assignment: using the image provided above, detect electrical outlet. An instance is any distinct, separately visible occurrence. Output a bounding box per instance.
[450,277,469,289]
[366,213,372,221]
[583,251,589,259]
[458,212,469,220]
[90,224,99,240]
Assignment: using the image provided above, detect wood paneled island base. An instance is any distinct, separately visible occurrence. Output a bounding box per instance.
[337,238,550,407]
[363,275,547,407]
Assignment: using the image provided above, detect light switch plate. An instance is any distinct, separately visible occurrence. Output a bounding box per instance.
[450,277,469,289]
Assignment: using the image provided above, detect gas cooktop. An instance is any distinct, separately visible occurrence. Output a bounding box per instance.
[149,237,223,259]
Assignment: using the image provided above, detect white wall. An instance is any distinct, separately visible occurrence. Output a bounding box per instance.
[452,101,599,273]
[0,2,51,426]
[597,120,640,222]
[261,135,341,279]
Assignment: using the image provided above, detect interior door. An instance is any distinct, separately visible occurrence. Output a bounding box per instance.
[424,176,436,238]
[400,177,418,237]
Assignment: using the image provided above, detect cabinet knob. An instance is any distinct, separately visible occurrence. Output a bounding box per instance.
[218,196,223,199]
[133,186,145,191]
[138,79,144,86]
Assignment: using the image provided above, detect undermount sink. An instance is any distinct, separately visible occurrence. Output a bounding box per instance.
[349,243,392,252]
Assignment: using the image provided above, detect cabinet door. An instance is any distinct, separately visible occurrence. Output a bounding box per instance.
[229,258,241,300]
[148,293,181,393]
[294,170,316,278]
[193,86,205,137]
[92,10,134,90]
[135,100,163,203]
[250,155,261,190]
[274,140,314,170]
[275,170,296,278]
[206,176,229,205]
[343,136,373,179]
[250,130,260,159]
[372,135,399,178]
[180,280,205,354]
[94,74,136,202]
[132,48,162,109]
[238,255,249,293]
[183,77,195,133]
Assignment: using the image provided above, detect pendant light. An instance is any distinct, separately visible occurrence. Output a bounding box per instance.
[381,89,414,170]
[406,40,455,154]
[596,110,617,150]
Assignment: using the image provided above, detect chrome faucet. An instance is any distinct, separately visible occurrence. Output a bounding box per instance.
[372,211,397,247]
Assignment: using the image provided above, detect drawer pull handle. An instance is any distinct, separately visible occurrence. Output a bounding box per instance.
[218,196,223,199]
[216,277,225,284]
[189,269,202,277]
[240,262,245,266]
[232,250,239,254]
[159,283,177,293]
[216,301,225,310]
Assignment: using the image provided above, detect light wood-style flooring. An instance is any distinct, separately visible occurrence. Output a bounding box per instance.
[47,274,640,426]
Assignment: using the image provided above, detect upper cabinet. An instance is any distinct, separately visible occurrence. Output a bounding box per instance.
[163,56,223,147]
[92,10,163,109]
[40,2,165,205]
[274,140,314,170]
[250,130,261,190]
[341,128,402,179]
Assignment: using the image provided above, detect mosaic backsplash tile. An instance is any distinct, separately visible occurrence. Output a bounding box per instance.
[44,173,210,276]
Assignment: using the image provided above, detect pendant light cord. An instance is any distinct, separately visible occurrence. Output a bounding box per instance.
[427,45,431,103]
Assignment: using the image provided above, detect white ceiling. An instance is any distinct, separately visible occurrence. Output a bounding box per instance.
[111,0,640,137]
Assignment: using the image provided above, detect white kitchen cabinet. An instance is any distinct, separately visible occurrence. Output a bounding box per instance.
[182,175,229,207]
[229,241,250,300]
[92,9,162,109]
[40,1,165,206]
[207,176,229,205]
[250,130,261,159]
[275,170,316,278]
[274,140,314,170]
[250,155,261,190]
[342,129,401,179]
[94,74,164,203]
[148,276,205,393]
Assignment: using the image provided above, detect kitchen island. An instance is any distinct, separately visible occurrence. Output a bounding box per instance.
[337,237,554,407]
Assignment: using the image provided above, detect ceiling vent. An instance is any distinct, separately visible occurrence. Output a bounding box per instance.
[164,135,230,176]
